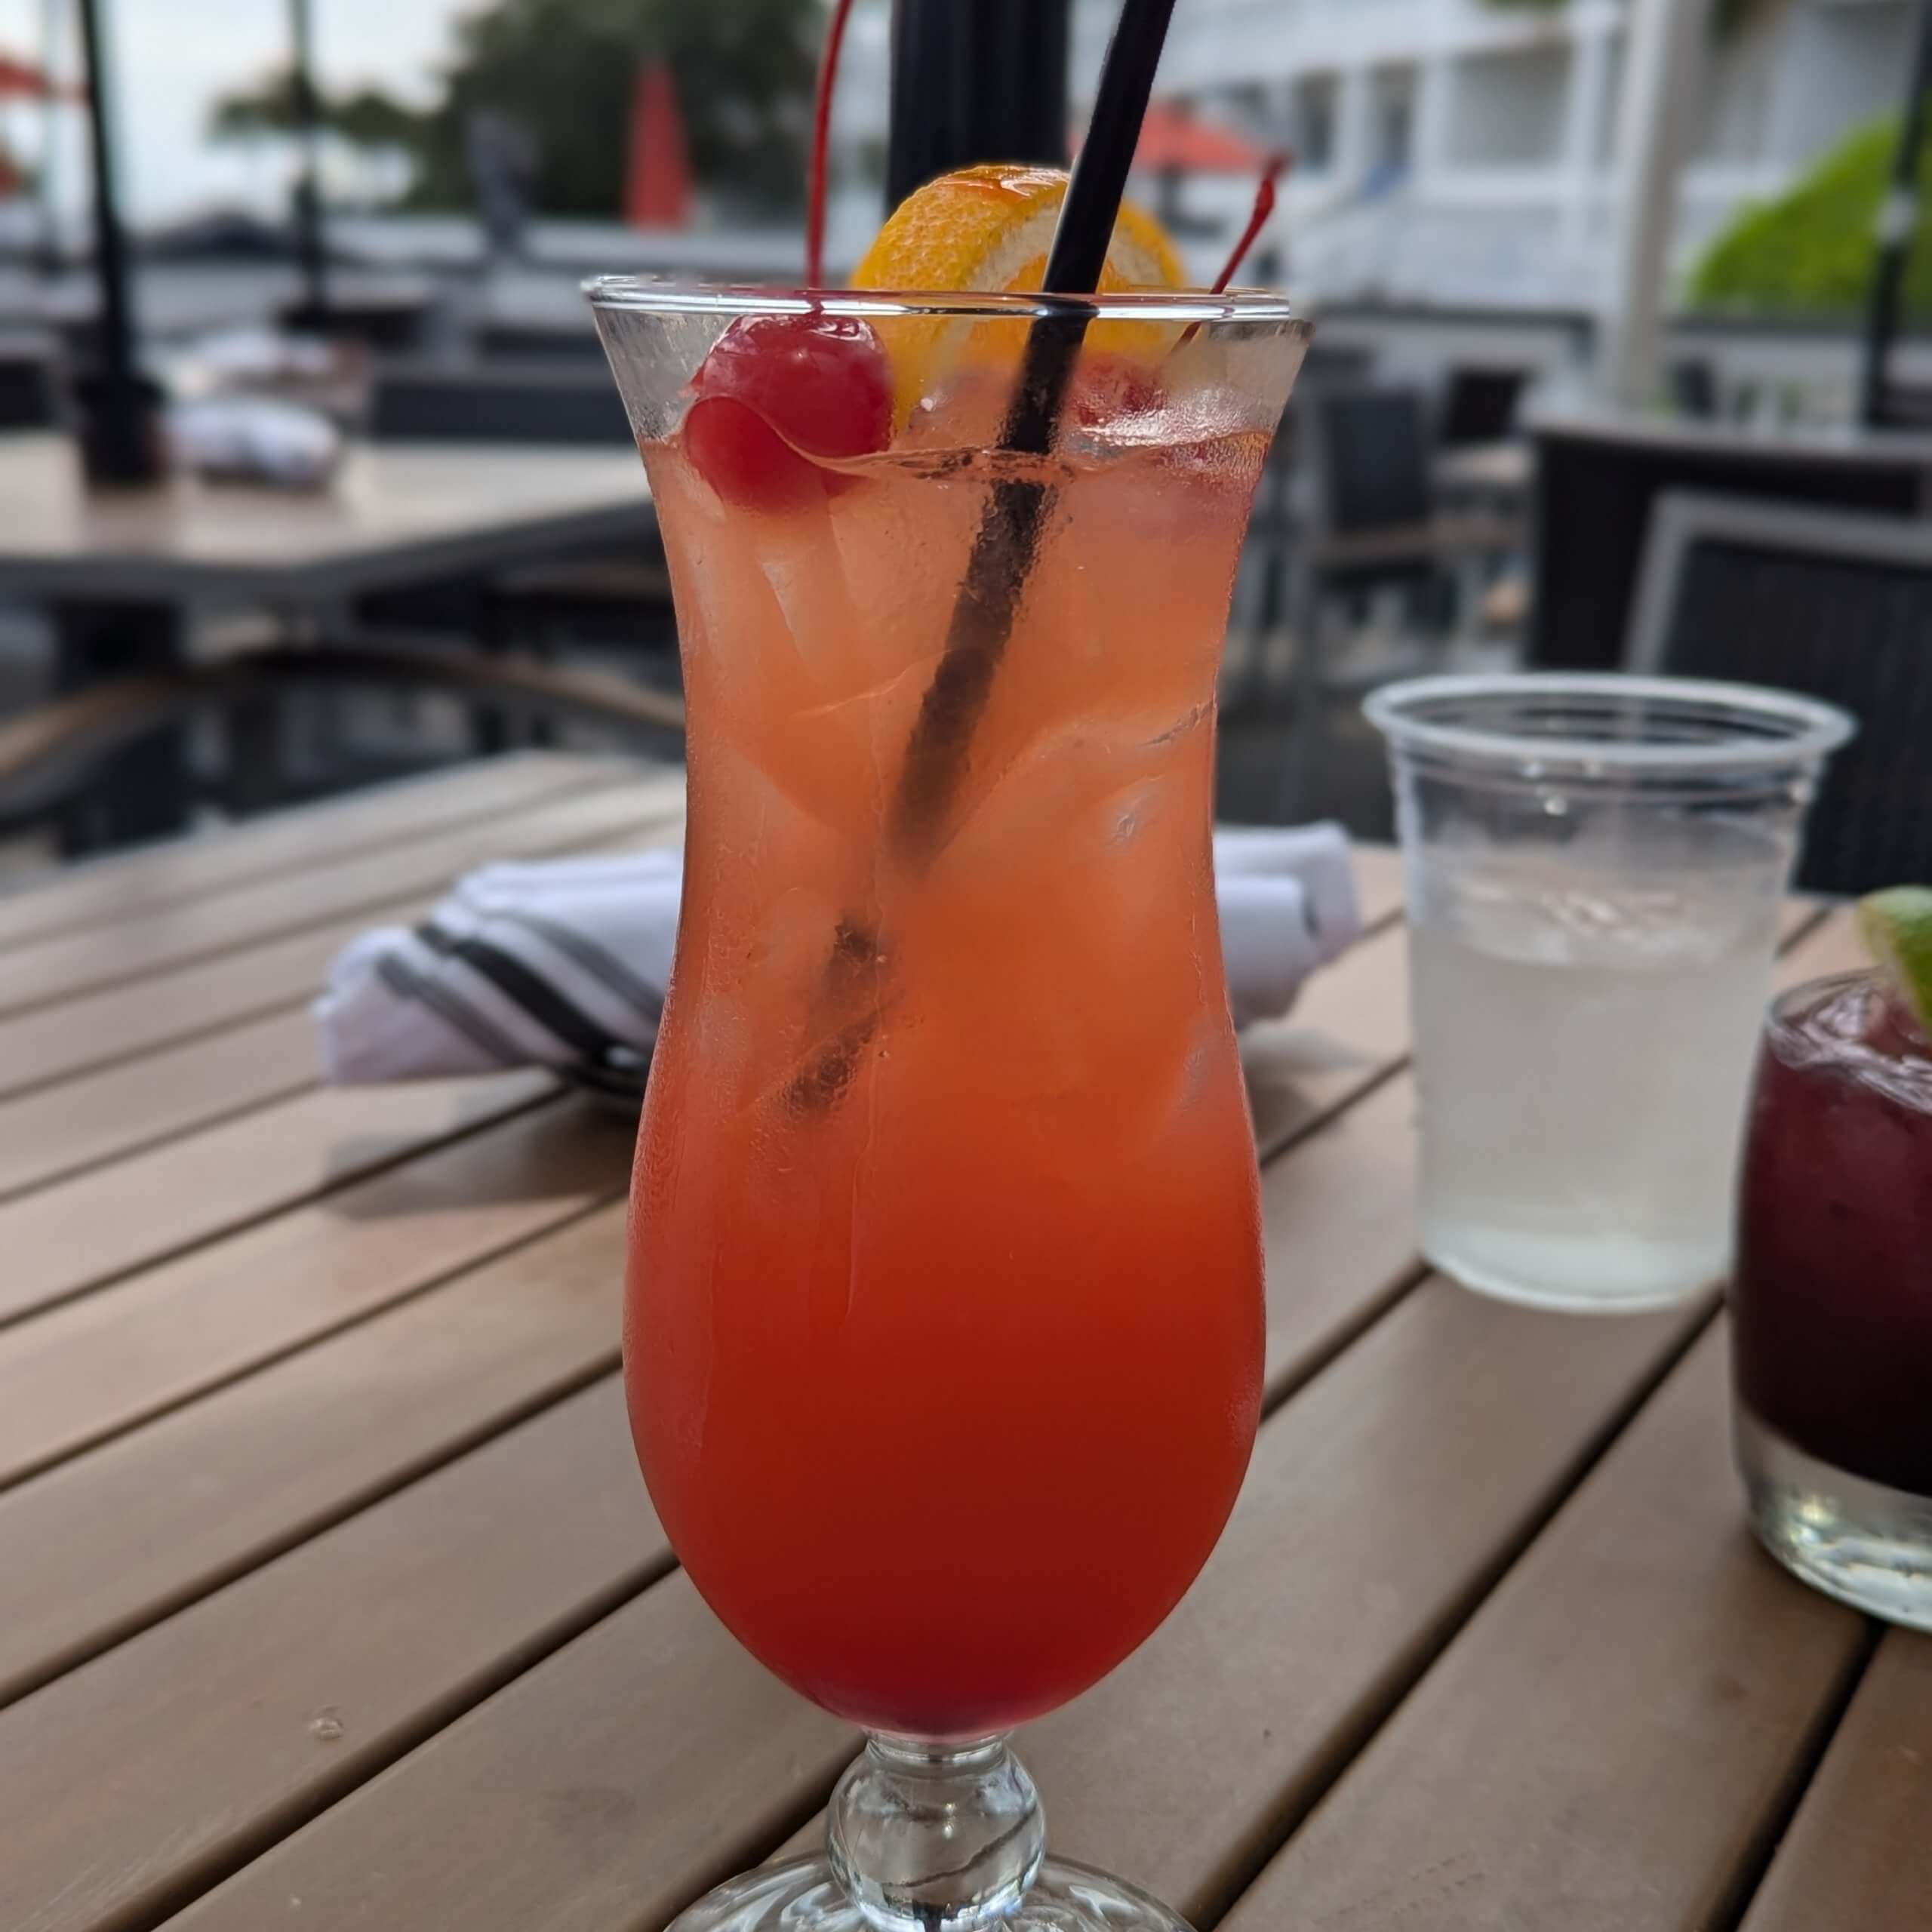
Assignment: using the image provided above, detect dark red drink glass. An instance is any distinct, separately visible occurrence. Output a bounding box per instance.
[1731,971,1932,1626]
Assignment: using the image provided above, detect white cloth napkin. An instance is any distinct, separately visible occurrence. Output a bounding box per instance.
[315,823,1361,1085]
[169,396,343,489]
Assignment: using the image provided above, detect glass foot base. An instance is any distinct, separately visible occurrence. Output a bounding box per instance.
[1738,1406,1932,1630]
[667,1856,1194,1932]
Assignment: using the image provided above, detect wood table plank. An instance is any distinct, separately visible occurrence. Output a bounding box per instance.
[0,814,686,1191]
[1245,918,1410,1159]
[0,861,1406,1491]
[1772,903,1869,985]
[0,788,685,1098]
[0,1378,666,1932]
[0,958,1424,1720]
[0,1006,318,1198]
[1221,1324,1870,1932]
[0,823,1398,1112]
[0,917,404,1098]
[171,1573,856,1932]
[0,775,684,1019]
[133,882,1832,1932]
[1260,1069,1421,1399]
[1740,1630,1932,1932]
[1343,840,1405,928]
[0,1096,633,1489]
[0,1198,632,1705]
[0,1068,558,1328]
[0,829,1856,1932]
[161,1288,1711,1932]
[0,752,626,953]
[1017,1284,1709,1926]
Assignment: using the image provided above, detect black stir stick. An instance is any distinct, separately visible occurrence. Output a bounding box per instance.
[891,0,1181,863]
[789,0,1182,1110]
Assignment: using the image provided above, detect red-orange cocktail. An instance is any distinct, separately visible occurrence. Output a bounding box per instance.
[592,281,1306,1930]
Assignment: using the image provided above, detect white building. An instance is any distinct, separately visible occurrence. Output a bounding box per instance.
[1063,0,1916,310]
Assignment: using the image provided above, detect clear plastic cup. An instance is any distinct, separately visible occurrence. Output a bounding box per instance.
[1364,672,1854,1313]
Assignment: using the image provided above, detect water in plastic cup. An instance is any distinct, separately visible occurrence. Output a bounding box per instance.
[1365,674,1854,1313]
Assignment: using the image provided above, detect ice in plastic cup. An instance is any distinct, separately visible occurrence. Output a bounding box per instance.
[1732,970,1932,1626]
[1364,673,1854,1314]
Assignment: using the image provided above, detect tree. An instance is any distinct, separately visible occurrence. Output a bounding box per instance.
[401,0,820,217]
[1691,118,1932,316]
[210,70,420,153]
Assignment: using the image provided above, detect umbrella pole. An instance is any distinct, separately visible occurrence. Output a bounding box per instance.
[75,0,133,395]
[35,0,62,274]
[74,0,158,482]
[1598,0,1715,408]
[288,0,329,322]
[1858,0,1932,428]
[885,0,1070,209]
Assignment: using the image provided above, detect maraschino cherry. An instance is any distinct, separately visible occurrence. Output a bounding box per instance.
[685,314,891,509]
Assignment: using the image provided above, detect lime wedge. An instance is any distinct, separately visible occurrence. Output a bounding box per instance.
[1857,886,1932,1033]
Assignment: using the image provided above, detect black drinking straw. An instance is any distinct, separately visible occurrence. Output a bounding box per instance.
[890,0,1181,863]
[791,0,1181,1109]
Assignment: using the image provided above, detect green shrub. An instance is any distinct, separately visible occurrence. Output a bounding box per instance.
[1691,117,1932,315]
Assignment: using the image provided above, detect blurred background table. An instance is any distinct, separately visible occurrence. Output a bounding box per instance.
[0,432,649,608]
[0,751,1917,1932]
[0,433,654,849]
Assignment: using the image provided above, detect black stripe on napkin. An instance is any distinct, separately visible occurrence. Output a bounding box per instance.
[500,908,665,1023]
[417,921,623,1065]
[374,950,525,1067]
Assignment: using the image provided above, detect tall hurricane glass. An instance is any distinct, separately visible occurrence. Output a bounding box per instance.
[589,282,1308,1932]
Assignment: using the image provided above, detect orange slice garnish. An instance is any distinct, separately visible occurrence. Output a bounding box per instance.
[851,163,1186,422]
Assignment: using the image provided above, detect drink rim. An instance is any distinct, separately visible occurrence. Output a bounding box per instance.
[1363,672,1856,779]
[582,277,1310,331]
[1764,969,1932,1111]
[1767,969,1876,1037]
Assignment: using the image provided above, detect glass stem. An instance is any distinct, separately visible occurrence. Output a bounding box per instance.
[827,1732,1046,1929]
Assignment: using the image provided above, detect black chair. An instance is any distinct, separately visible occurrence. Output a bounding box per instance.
[1437,365,1527,448]
[1259,389,1521,819]
[1525,416,1927,675]
[1315,386,1434,536]
[1294,342,1377,394]
[0,638,685,854]
[475,322,609,365]
[1669,359,1719,422]
[1220,345,1383,676]
[1304,386,1521,613]
[1627,491,1932,895]
[368,362,633,446]
[0,350,57,432]
[358,362,670,747]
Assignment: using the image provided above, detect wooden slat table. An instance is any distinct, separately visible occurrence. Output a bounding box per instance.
[0,753,1921,1932]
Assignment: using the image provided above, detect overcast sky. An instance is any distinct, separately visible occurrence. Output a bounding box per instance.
[0,0,471,219]
[0,0,1059,226]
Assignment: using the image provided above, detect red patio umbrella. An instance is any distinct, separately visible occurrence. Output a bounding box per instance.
[0,51,73,98]
[624,60,691,230]
[1134,100,1266,175]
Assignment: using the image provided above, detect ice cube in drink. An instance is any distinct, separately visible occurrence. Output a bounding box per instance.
[1731,971,1932,1626]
